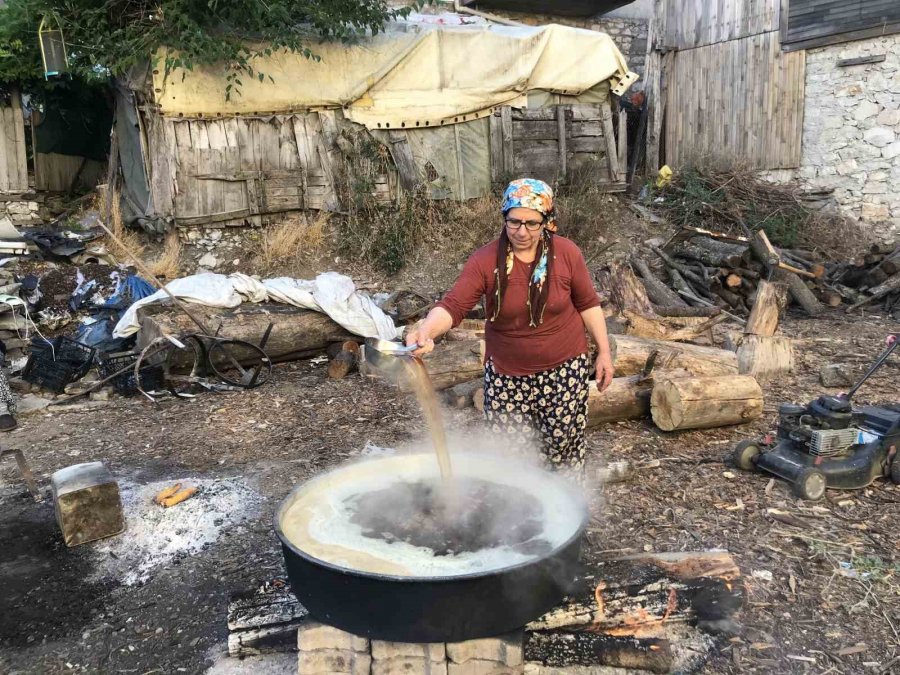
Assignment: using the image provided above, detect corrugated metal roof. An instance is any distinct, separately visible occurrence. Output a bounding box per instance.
[465,0,635,18]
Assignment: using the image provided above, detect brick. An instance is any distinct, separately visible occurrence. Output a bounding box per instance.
[446,634,523,667]
[448,662,522,675]
[298,648,371,675]
[371,657,448,675]
[297,622,369,653]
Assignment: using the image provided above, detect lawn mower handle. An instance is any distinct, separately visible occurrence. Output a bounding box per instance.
[846,333,899,400]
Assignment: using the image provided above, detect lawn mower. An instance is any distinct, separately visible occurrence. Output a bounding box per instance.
[732,334,899,500]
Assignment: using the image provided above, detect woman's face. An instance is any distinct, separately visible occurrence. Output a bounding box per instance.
[504,207,544,252]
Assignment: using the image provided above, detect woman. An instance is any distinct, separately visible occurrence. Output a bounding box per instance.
[406,178,614,479]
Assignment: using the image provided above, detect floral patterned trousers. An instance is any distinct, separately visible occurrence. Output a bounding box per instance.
[483,353,590,478]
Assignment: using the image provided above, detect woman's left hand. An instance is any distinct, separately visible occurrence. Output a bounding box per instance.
[595,352,614,392]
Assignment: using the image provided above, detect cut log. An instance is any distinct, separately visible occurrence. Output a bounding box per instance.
[736,335,795,382]
[587,368,693,426]
[631,257,688,308]
[525,632,673,674]
[596,262,657,315]
[587,375,651,425]
[653,306,722,318]
[363,339,485,391]
[622,309,726,342]
[651,375,763,431]
[850,271,900,310]
[724,273,743,289]
[327,342,360,379]
[745,280,789,337]
[445,319,485,342]
[137,304,355,364]
[747,229,823,316]
[672,237,746,268]
[227,583,308,657]
[610,335,739,378]
[443,379,483,408]
[473,386,485,412]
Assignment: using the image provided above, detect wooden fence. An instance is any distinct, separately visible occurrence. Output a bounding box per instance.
[0,89,28,193]
[664,30,806,169]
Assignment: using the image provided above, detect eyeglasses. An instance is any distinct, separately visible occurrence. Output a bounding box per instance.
[505,218,544,231]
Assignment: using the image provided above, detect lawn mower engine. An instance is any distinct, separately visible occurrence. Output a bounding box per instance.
[733,334,900,500]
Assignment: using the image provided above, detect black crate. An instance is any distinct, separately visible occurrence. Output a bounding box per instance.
[98,351,165,396]
[22,337,97,394]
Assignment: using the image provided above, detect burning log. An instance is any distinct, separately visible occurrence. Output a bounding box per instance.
[651,375,763,431]
[611,335,739,378]
[525,632,673,673]
[525,551,742,673]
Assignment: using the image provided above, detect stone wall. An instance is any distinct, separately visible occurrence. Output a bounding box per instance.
[0,199,42,226]
[791,34,900,239]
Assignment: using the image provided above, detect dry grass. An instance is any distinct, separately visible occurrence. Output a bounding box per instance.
[99,187,147,263]
[147,230,183,280]
[257,212,329,271]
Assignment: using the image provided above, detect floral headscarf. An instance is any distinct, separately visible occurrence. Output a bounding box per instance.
[493,179,557,327]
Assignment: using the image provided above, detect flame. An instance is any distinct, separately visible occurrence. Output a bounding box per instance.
[591,581,678,637]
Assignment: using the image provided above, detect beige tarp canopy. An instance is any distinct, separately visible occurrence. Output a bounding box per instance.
[152,22,636,128]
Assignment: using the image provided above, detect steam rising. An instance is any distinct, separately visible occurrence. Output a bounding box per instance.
[279,449,586,579]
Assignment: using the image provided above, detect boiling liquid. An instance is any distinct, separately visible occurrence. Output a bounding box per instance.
[402,357,453,481]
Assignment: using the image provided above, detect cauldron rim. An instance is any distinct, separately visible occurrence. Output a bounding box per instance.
[274,452,589,584]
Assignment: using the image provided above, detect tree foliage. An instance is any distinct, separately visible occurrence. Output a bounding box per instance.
[0,0,418,95]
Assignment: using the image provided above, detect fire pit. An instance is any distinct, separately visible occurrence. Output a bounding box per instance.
[275,452,588,643]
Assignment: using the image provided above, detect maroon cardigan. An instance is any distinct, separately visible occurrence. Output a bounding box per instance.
[436,236,600,376]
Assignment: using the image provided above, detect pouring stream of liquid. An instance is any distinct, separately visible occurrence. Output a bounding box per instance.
[402,356,453,481]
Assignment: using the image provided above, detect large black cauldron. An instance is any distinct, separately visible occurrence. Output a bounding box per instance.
[275,453,587,643]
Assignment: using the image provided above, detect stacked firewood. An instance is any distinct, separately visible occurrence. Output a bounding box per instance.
[824,240,900,314]
[630,227,899,318]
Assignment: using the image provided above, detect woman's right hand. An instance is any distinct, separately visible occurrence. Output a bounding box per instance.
[405,328,435,356]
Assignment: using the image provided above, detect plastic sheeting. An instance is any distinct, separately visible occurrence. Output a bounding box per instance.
[151,23,635,129]
[113,272,401,341]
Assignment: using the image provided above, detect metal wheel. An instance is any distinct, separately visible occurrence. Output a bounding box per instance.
[163,334,207,398]
[732,440,762,472]
[207,339,272,388]
[793,468,827,501]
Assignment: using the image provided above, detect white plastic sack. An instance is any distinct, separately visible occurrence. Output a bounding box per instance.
[113,270,401,341]
[114,273,242,337]
[312,272,401,341]
[262,277,320,311]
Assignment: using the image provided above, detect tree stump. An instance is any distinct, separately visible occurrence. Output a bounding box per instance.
[736,335,795,382]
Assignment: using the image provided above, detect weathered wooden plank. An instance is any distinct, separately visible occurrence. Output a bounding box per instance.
[0,104,12,191]
[600,102,620,182]
[500,107,514,177]
[557,105,568,183]
[513,120,603,141]
[489,112,504,184]
[9,89,28,190]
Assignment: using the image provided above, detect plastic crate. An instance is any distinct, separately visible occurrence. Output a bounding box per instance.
[98,351,165,397]
[22,337,97,394]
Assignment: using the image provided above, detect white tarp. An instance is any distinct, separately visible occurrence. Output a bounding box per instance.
[152,22,636,128]
[113,271,401,340]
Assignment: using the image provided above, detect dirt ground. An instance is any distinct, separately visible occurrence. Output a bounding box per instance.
[0,308,898,674]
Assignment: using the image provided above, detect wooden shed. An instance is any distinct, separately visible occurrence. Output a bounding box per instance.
[118,19,637,231]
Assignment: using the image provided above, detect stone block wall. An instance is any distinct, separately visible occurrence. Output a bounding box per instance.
[791,34,900,238]
[0,199,42,226]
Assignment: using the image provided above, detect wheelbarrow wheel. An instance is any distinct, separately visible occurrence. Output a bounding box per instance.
[891,456,900,485]
[732,440,762,472]
[793,468,827,501]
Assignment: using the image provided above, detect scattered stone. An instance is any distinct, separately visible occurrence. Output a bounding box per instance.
[820,363,854,388]
[198,253,219,269]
